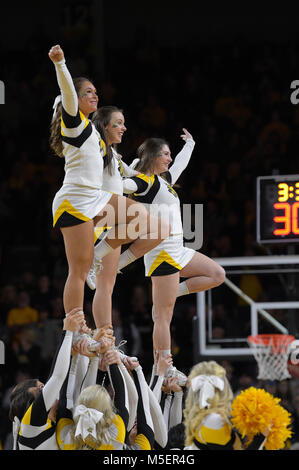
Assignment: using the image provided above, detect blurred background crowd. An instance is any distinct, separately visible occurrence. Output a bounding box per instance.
[1,0,299,449]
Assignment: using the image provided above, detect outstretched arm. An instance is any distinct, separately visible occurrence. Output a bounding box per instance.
[119,360,138,432]
[124,358,154,450]
[105,350,130,431]
[42,308,84,412]
[49,44,78,117]
[167,128,195,185]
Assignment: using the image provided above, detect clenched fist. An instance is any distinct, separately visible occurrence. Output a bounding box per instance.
[49,44,64,63]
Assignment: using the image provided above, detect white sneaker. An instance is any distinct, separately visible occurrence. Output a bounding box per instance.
[72,331,102,353]
[86,259,103,290]
[165,364,187,386]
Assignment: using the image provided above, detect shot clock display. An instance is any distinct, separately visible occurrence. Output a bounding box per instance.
[257,175,299,243]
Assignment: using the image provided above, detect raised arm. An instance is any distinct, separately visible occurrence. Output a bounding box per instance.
[131,363,155,449]
[167,378,183,429]
[150,352,173,403]
[105,350,130,430]
[48,44,78,117]
[167,128,195,185]
[169,388,184,430]
[42,308,84,412]
[119,360,138,432]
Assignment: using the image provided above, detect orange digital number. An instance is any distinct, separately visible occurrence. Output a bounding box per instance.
[273,203,291,235]
[292,202,299,234]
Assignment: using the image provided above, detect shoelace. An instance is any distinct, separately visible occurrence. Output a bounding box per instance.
[114,339,128,354]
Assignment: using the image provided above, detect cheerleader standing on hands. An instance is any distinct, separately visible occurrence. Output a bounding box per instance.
[121,129,225,382]
[49,45,170,322]
[86,106,139,330]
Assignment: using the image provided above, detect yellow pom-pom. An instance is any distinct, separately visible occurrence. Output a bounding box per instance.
[231,387,292,450]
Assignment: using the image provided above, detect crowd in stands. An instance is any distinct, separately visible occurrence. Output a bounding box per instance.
[1,26,299,449]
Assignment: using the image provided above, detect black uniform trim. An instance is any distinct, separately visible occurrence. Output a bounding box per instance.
[247,433,266,450]
[18,425,56,449]
[56,357,73,423]
[134,176,160,204]
[150,375,159,391]
[54,211,87,228]
[130,176,150,194]
[61,122,93,148]
[160,171,172,184]
[61,106,82,129]
[193,433,236,450]
[150,261,180,277]
[109,364,129,431]
[132,369,155,448]
[55,212,86,228]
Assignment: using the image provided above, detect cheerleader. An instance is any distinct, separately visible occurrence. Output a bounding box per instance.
[183,361,267,450]
[120,129,225,381]
[9,307,84,450]
[86,106,139,330]
[56,349,155,450]
[150,352,184,436]
[48,45,169,322]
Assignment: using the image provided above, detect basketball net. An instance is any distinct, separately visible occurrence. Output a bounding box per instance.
[247,334,295,381]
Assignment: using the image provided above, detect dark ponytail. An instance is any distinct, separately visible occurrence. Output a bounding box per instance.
[92,106,124,175]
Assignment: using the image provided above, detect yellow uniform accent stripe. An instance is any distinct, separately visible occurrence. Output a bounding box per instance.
[100,139,106,156]
[53,199,90,227]
[136,173,155,185]
[113,414,126,443]
[61,111,89,136]
[195,422,232,446]
[148,249,182,277]
[56,418,76,450]
[97,415,126,449]
[20,403,52,434]
[79,110,89,129]
[93,226,112,244]
[20,404,33,428]
[134,433,151,450]
[118,159,125,176]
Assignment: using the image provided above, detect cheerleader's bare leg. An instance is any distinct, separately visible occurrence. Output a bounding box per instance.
[94,194,170,256]
[178,251,225,295]
[90,194,169,328]
[61,219,95,314]
[151,272,180,354]
[92,247,121,328]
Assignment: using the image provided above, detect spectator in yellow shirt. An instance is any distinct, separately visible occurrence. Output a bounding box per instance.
[6,291,38,327]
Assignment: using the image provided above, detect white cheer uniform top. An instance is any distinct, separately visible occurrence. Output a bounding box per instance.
[54,59,105,190]
[102,148,138,195]
[123,138,195,235]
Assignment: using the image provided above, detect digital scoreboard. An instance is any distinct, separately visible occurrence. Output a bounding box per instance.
[257,175,299,244]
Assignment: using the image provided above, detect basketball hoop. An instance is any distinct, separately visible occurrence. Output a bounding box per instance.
[248,334,295,381]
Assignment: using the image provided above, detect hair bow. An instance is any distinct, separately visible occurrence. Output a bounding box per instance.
[191,374,224,409]
[52,94,62,119]
[74,404,103,440]
[129,158,140,169]
[12,416,21,450]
